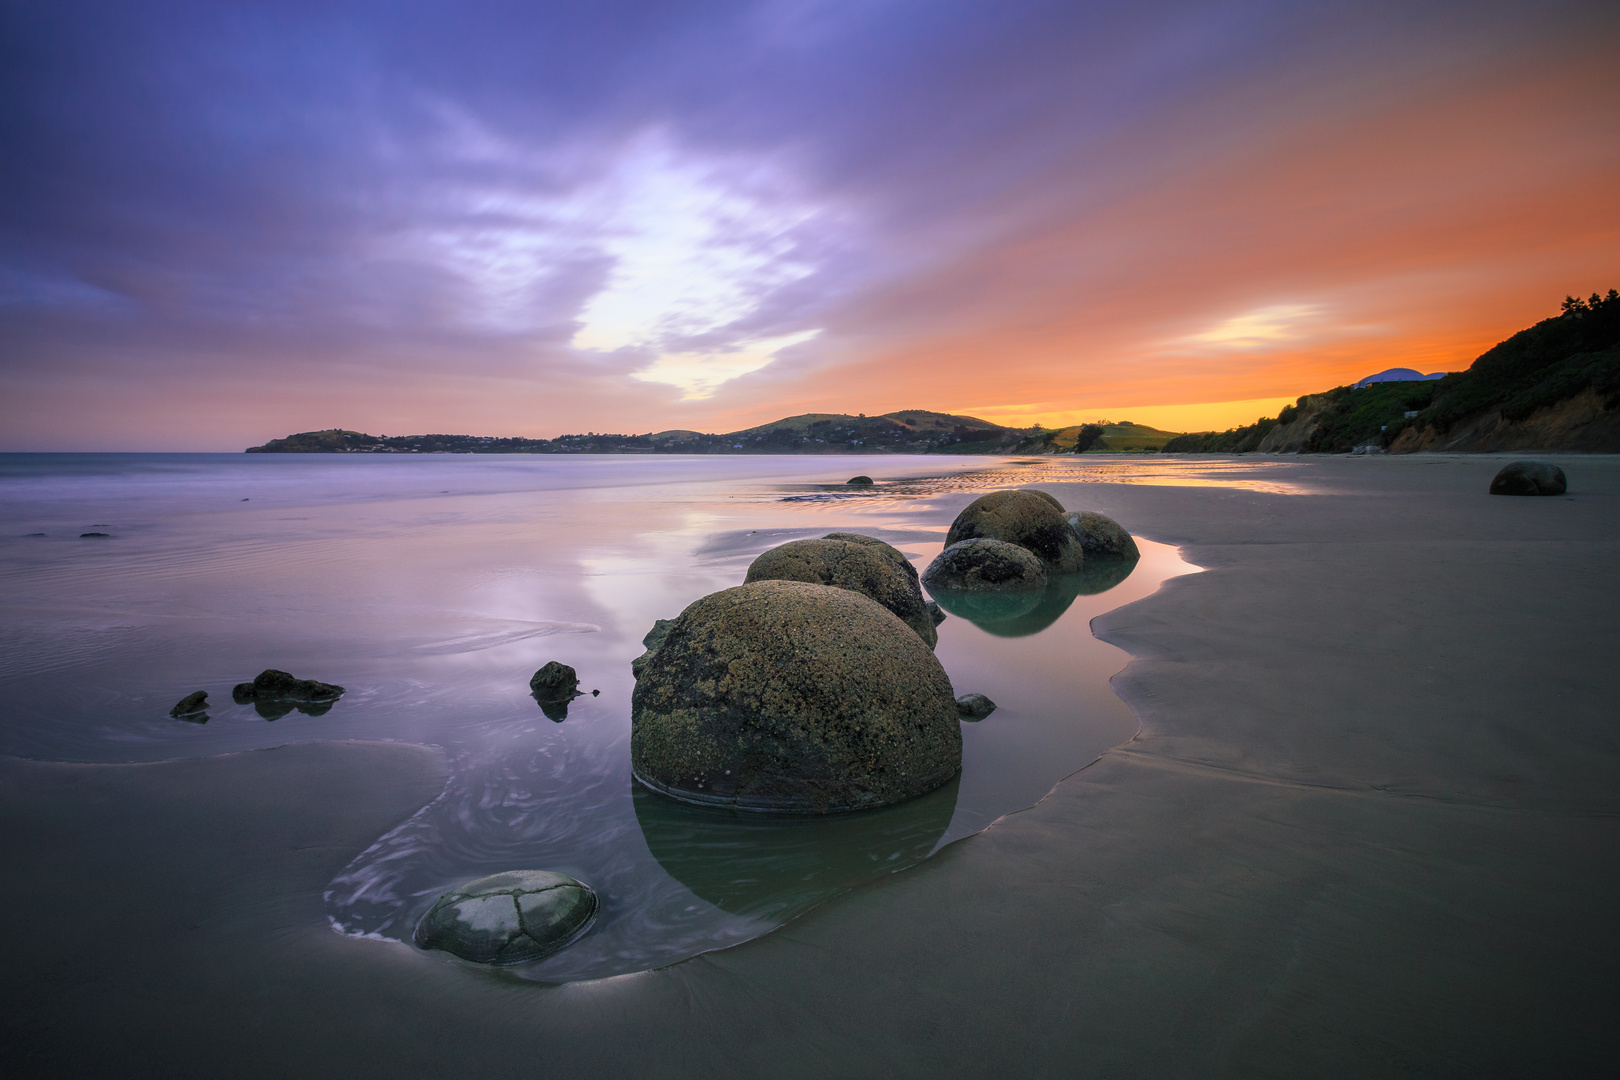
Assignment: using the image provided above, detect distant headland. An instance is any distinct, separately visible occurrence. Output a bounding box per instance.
[244,412,1176,456]
[249,291,1620,457]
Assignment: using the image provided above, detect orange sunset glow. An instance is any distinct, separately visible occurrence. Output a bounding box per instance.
[2,3,1616,448]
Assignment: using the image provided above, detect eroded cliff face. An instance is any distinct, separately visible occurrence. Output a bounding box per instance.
[1388,387,1620,453]
[1255,396,1329,453]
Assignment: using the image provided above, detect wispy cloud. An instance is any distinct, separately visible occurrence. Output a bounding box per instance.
[630,329,821,400]
[1181,304,1321,349]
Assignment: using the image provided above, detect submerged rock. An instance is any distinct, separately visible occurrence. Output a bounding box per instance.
[922,538,1046,592]
[169,690,208,718]
[632,580,961,813]
[1490,461,1568,496]
[944,490,1084,572]
[414,870,597,965]
[745,536,937,647]
[1065,510,1140,560]
[846,475,874,485]
[631,618,675,681]
[955,693,997,720]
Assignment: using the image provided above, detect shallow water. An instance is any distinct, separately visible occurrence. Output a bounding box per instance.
[0,452,1217,979]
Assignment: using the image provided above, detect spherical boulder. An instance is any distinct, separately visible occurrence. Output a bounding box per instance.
[745,536,937,647]
[944,490,1084,572]
[1489,461,1567,496]
[631,580,961,813]
[413,870,597,965]
[1065,510,1140,560]
[922,538,1046,592]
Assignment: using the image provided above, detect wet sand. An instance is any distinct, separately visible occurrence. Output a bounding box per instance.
[4,454,1618,1077]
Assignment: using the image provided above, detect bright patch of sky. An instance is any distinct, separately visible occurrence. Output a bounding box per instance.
[407,129,825,398]
[1183,304,1320,349]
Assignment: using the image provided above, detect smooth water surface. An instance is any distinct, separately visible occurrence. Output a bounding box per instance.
[0,453,1266,979]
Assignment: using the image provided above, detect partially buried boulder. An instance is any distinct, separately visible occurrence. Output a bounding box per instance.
[955,693,996,720]
[745,536,937,647]
[169,690,208,719]
[922,538,1046,592]
[414,870,597,965]
[1490,461,1568,496]
[846,475,874,486]
[944,490,1084,572]
[1065,510,1140,560]
[632,580,961,813]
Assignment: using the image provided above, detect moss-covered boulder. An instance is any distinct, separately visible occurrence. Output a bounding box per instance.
[944,490,1084,572]
[413,870,596,965]
[1065,510,1140,560]
[1489,461,1568,496]
[922,538,1046,592]
[745,536,936,647]
[631,580,961,813]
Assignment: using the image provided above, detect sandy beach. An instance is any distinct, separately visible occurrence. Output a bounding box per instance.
[4,453,1617,1078]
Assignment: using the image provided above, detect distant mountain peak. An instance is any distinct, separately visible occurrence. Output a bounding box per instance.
[1352,368,1448,388]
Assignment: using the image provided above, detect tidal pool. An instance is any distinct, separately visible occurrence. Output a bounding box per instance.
[0,452,1210,980]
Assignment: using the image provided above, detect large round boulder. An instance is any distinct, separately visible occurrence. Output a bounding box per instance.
[1065,510,1140,560]
[922,538,1046,592]
[631,580,961,813]
[944,490,1084,572]
[1489,461,1567,496]
[745,536,936,647]
[413,870,597,965]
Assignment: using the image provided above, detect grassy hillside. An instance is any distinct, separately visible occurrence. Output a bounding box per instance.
[1164,289,1620,454]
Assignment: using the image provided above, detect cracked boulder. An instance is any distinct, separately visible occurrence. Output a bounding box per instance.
[1065,510,1140,560]
[944,490,1084,572]
[745,535,936,647]
[632,580,961,813]
[413,870,597,965]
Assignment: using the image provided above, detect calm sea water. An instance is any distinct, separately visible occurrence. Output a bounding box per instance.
[0,452,1213,980]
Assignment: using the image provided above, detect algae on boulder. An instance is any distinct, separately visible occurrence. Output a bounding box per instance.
[1065,510,1140,560]
[745,536,937,647]
[922,538,1046,593]
[413,870,597,965]
[632,580,961,813]
[944,490,1084,572]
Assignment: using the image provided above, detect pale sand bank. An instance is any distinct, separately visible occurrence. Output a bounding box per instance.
[3,454,1617,1077]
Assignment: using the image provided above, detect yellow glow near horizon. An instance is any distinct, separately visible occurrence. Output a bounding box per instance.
[969,396,1299,434]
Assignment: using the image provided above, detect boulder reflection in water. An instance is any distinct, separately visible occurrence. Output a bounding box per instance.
[929,558,1137,637]
[633,773,959,921]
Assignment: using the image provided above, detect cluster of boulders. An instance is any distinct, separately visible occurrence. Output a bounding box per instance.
[417,486,1140,967]
[168,668,346,723]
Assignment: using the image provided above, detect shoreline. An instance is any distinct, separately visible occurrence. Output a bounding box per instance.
[3,455,1616,1076]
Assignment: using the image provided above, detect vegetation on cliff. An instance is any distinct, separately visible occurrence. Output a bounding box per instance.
[1164,290,1620,454]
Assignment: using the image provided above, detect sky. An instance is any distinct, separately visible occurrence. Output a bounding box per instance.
[2,0,1617,450]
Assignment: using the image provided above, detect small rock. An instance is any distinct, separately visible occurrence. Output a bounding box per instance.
[414,870,597,965]
[79,532,111,538]
[944,490,1084,572]
[529,661,580,700]
[925,599,946,626]
[922,538,1046,592]
[846,475,874,485]
[248,668,345,701]
[1490,461,1567,496]
[1065,511,1140,560]
[955,693,996,720]
[169,690,208,718]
